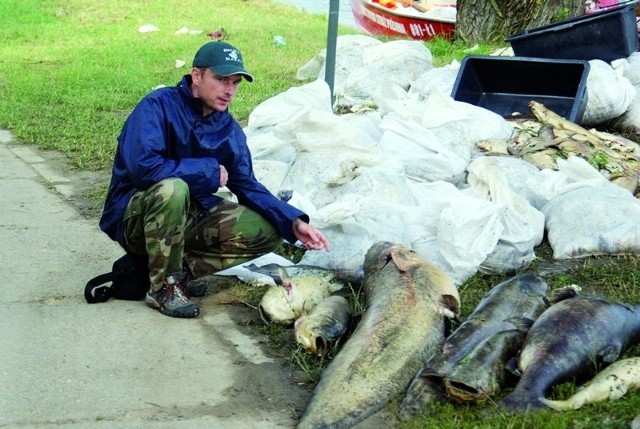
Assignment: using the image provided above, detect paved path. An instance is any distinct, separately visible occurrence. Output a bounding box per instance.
[0,130,308,428]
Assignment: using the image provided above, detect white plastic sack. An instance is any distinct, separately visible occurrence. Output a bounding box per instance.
[296,35,382,84]
[310,163,419,209]
[582,59,636,127]
[524,156,611,210]
[274,108,380,155]
[465,156,545,273]
[610,84,640,133]
[247,79,333,129]
[419,94,515,163]
[406,181,505,285]
[299,200,409,273]
[341,110,384,143]
[408,61,460,101]
[279,151,349,200]
[245,128,296,164]
[542,184,640,259]
[377,112,468,185]
[612,52,640,86]
[252,160,291,196]
[335,40,434,108]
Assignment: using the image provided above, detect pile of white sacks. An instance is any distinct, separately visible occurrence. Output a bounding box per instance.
[241,35,640,286]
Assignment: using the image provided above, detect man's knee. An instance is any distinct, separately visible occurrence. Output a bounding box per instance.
[152,178,190,211]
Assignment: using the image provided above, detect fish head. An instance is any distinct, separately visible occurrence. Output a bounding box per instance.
[294,317,328,356]
[258,285,297,324]
[365,241,427,273]
[363,241,396,273]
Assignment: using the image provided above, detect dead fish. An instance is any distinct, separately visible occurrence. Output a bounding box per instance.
[258,268,344,324]
[399,273,553,418]
[539,356,640,411]
[499,297,640,411]
[529,101,602,141]
[294,295,352,356]
[296,241,460,429]
[246,263,363,287]
[509,136,557,157]
[443,326,528,403]
[521,148,559,170]
[476,138,510,156]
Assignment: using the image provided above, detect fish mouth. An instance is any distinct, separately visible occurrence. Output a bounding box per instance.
[444,379,487,403]
[312,336,329,357]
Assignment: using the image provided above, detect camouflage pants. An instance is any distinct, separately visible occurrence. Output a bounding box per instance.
[123,178,282,291]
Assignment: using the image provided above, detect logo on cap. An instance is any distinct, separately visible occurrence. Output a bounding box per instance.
[225,49,240,62]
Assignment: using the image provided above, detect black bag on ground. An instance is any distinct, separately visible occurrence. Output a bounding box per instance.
[84,253,150,303]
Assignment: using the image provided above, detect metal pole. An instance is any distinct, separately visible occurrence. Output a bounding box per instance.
[325,0,339,103]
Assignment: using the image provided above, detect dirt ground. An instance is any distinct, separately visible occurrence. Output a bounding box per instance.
[32,144,397,429]
[27,146,312,425]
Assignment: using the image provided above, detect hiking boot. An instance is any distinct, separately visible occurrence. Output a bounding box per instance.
[185,278,209,297]
[145,275,200,318]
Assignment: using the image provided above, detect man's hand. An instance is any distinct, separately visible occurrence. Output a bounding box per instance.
[293,218,330,251]
[219,165,228,188]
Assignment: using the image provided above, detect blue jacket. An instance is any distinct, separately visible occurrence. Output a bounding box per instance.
[99,74,307,247]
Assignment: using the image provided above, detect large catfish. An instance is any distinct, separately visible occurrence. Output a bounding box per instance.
[499,296,640,411]
[400,273,554,418]
[443,327,528,403]
[296,241,460,429]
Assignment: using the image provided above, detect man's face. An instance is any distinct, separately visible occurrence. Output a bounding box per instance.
[191,67,242,115]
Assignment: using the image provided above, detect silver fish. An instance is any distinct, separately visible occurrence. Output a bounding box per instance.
[246,263,363,287]
[499,297,640,411]
[539,356,640,411]
[294,295,352,357]
[296,241,460,429]
[258,268,344,324]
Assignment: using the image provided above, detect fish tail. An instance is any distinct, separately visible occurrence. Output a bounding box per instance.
[539,397,578,411]
[546,285,580,305]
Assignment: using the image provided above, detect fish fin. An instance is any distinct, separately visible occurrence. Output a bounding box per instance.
[505,317,535,332]
[244,263,259,271]
[546,284,580,305]
[389,247,418,272]
[328,280,345,293]
[599,343,622,363]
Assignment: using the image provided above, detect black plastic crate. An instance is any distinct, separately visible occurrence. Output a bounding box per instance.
[507,1,639,62]
[451,55,590,123]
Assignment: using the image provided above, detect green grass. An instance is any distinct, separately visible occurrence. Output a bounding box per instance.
[0,0,355,170]
[241,243,640,429]
[2,2,639,428]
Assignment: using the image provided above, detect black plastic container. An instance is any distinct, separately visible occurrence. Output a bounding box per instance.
[451,55,590,123]
[507,1,639,62]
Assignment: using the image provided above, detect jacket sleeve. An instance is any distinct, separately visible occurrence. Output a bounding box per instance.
[226,126,308,244]
[117,96,221,205]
